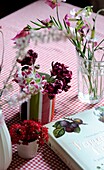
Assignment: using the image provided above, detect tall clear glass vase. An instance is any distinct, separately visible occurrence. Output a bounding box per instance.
[77,57,104,104]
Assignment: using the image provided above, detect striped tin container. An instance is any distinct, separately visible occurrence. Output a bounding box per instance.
[20,92,55,125]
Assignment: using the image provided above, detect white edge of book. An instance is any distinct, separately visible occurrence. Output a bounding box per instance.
[47,134,82,170]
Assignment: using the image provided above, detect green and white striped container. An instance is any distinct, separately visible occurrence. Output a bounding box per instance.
[20,92,55,125]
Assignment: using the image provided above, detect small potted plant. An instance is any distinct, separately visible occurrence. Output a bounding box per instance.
[9,120,49,159]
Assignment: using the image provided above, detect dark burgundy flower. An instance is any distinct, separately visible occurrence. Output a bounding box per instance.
[43,79,63,99]
[47,61,72,96]
[17,49,38,66]
[51,62,71,78]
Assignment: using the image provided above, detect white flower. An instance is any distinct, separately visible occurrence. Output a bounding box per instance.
[82,9,92,18]
[70,8,77,17]
[14,35,30,50]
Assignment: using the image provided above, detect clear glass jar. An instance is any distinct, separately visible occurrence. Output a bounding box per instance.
[77,57,104,104]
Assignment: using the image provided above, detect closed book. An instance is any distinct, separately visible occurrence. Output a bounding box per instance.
[45,106,104,170]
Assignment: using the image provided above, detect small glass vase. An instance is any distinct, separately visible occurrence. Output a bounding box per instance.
[77,57,104,104]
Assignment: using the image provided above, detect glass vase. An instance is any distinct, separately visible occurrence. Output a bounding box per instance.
[77,57,104,104]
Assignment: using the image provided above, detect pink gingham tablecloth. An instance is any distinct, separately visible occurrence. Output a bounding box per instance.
[0,0,104,169]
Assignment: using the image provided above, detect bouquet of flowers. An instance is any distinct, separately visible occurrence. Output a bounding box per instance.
[0,25,72,109]
[13,48,72,100]
[9,120,49,145]
[24,0,104,104]
[27,0,104,61]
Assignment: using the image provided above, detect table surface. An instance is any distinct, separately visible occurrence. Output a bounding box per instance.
[0,0,104,170]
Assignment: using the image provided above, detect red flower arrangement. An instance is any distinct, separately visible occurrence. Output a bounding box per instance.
[9,120,49,146]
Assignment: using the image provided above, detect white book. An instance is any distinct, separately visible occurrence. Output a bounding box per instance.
[45,106,104,170]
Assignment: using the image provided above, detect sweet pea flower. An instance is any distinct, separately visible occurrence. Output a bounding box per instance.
[12,27,30,40]
[12,27,30,51]
[82,7,93,18]
[70,8,77,18]
[40,18,53,28]
[64,14,70,27]
[78,23,90,37]
[45,0,65,9]
[70,8,81,20]
[86,36,98,47]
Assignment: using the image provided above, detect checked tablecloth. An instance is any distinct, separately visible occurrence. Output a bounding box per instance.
[0,0,104,169]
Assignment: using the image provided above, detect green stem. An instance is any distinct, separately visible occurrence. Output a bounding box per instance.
[94,39,104,51]
[0,60,17,98]
[87,70,98,99]
[56,5,60,25]
[56,2,63,30]
[0,30,5,73]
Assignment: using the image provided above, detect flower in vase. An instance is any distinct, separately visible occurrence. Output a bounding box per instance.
[27,2,104,61]
[0,3,72,109]
[13,48,72,99]
[45,0,66,9]
[24,1,104,103]
[9,120,49,146]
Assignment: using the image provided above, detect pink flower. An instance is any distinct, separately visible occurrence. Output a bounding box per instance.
[88,38,97,47]
[40,18,53,28]
[64,14,70,27]
[41,18,51,24]
[12,27,30,40]
[45,0,60,9]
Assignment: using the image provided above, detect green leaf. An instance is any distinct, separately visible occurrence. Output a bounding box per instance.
[74,126,80,133]
[33,28,43,30]
[38,72,55,83]
[58,20,63,30]
[53,121,62,129]
[30,20,43,27]
[76,20,84,31]
[99,107,104,112]
[88,48,93,60]
[63,19,70,34]
[27,24,32,29]
[26,78,33,83]
[50,16,59,28]
[53,128,65,138]
[83,41,87,54]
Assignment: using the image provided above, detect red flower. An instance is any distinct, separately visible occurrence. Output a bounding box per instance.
[9,124,26,144]
[9,120,49,146]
